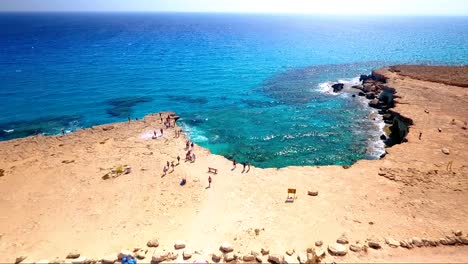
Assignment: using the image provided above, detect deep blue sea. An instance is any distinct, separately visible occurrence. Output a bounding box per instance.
[1,13,467,167]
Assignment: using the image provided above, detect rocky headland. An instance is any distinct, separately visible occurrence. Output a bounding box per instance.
[0,65,467,263]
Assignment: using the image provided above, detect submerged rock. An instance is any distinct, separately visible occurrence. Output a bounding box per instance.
[332,83,344,93]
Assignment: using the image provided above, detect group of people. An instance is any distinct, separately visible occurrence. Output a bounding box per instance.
[184,140,197,162]
[174,128,183,138]
[160,113,175,129]
[162,158,179,176]
[232,159,251,173]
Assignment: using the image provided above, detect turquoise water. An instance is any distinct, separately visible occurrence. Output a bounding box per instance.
[1,13,467,167]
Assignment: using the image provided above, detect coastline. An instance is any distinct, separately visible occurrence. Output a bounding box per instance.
[0,66,467,263]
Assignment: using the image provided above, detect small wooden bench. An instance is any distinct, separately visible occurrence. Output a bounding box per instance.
[208,167,218,174]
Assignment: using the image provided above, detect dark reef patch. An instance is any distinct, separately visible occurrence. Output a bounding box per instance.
[0,115,82,141]
[105,96,153,118]
[168,95,209,105]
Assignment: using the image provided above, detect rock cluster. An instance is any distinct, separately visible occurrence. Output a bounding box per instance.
[14,231,468,264]
[354,72,413,147]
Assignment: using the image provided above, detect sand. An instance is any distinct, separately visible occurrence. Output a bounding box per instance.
[0,66,467,263]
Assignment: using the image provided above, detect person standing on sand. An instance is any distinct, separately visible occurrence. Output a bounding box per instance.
[232,160,237,170]
[167,161,170,168]
[128,115,131,123]
[162,166,167,176]
[171,161,175,172]
[247,161,251,172]
[242,162,246,173]
[160,128,163,136]
[61,129,65,136]
[191,142,194,149]
[208,175,212,188]
[177,155,180,165]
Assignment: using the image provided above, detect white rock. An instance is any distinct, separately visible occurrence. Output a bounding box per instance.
[220,242,233,253]
[349,244,362,252]
[260,248,269,255]
[71,256,87,264]
[174,240,186,250]
[442,148,450,155]
[460,237,468,245]
[454,230,463,237]
[167,252,178,261]
[297,253,307,264]
[315,248,326,258]
[328,243,348,256]
[255,255,263,263]
[283,255,296,264]
[412,237,423,247]
[285,249,295,256]
[385,238,400,248]
[151,250,169,263]
[224,253,235,262]
[315,241,323,247]
[183,250,192,259]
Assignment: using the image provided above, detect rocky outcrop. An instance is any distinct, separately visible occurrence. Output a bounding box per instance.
[357,70,413,148]
[332,83,344,93]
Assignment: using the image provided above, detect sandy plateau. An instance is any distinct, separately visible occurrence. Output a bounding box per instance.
[0,66,467,263]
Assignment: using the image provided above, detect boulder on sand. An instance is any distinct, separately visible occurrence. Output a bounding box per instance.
[147,239,159,247]
[328,243,347,256]
[220,242,233,253]
[174,240,186,249]
[268,254,284,264]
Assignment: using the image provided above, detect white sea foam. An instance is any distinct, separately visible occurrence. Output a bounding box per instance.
[3,129,14,133]
[316,77,361,96]
[179,122,209,143]
[318,76,386,160]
